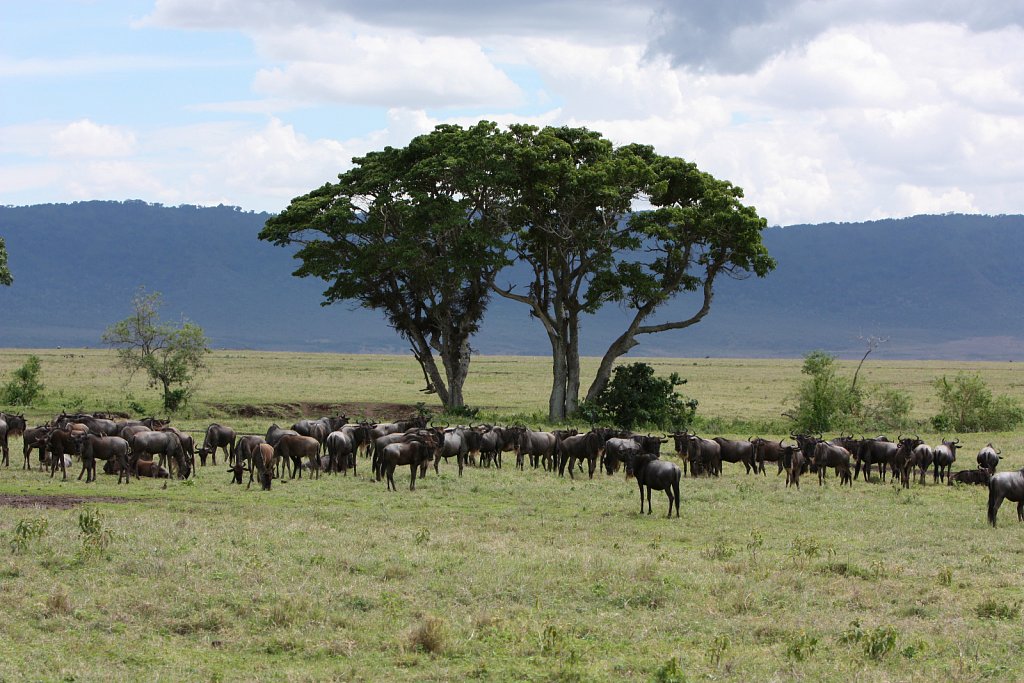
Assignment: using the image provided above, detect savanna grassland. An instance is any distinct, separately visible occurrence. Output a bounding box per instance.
[2,349,1024,682]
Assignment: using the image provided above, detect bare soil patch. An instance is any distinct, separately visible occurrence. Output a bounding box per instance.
[0,494,137,510]
[209,401,426,421]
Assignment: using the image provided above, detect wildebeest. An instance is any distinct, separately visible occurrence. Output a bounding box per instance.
[197,423,236,466]
[556,430,605,479]
[129,430,191,479]
[893,437,924,489]
[786,447,807,489]
[131,459,171,479]
[233,435,268,474]
[510,427,557,471]
[811,442,852,486]
[381,435,437,491]
[265,424,298,447]
[750,438,787,475]
[932,439,961,483]
[987,469,1024,526]
[977,443,1001,473]
[603,434,665,475]
[948,468,991,486]
[477,425,516,468]
[432,427,470,476]
[247,443,275,490]
[0,412,27,467]
[78,434,131,483]
[274,434,321,479]
[854,436,897,482]
[713,437,756,474]
[625,452,681,517]
[160,426,196,476]
[326,424,367,475]
[21,425,51,470]
[47,428,82,480]
[684,433,721,477]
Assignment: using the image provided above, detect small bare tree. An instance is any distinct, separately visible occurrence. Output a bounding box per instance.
[851,334,889,392]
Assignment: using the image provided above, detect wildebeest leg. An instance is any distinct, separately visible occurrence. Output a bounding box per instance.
[409,463,417,491]
[457,452,464,477]
[637,480,644,514]
[588,455,596,480]
[433,453,441,475]
[646,485,653,515]
[988,486,1004,526]
[1017,500,1024,523]
[386,463,396,491]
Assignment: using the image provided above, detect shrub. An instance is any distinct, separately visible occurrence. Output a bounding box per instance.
[1,355,44,406]
[931,373,1024,432]
[408,615,446,654]
[580,362,697,431]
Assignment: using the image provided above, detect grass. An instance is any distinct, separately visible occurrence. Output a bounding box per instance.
[0,350,1023,681]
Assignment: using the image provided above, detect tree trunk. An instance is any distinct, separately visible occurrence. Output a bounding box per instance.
[440,333,472,409]
[408,331,451,407]
[564,312,581,417]
[549,339,568,421]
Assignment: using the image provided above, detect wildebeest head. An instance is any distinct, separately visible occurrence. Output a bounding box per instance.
[228,463,245,484]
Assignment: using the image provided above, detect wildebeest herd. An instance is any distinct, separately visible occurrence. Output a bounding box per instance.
[0,410,1018,524]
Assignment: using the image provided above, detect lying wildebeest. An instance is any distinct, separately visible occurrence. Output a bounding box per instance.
[47,428,82,480]
[557,430,605,480]
[948,468,991,486]
[78,434,131,484]
[133,459,171,479]
[933,438,961,483]
[713,437,755,474]
[381,435,438,491]
[987,468,1024,527]
[812,442,852,486]
[625,452,681,517]
[130,430,191,479]
[977,443,1001,473]
[197,423,236,466]
[274,434,321,479]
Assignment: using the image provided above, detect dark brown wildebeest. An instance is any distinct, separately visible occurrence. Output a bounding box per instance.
[933,439,961,483]
[893,437,924,489]
[557,430,605,480]
[684,433,721,477]
[0,412,27,467]
[477,425,516,468]
[948,468,991,486]
[977,443,1001,473]
[713,437,755,474]
[133,459,171,479]
[750,438,785,475]
[987,469,1024,526]
[197,423,236,466]
[47,428,82,480]
[265,423,299,447]
[325,424,366,475]
[160,426,196,476]
[274,434,321,479]
[21,425,51,470]
[786,447,807,489]
[670,432,691,476]
[811,442,852,486]
[79,434,131,483]
[381,435,437,491]
[120,424,151,442]
[855,436,897,482]
[625,452,681,517]
[247,442,275,490]
[130,430,191,479]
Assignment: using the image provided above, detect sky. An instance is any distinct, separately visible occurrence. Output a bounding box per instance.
[2,0,1022,226]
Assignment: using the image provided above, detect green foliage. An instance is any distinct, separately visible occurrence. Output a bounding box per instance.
[931,372,1024,432]
[102,288,209,412]
[976,599,1021,620]
[9,517,48,555]
[1,354,44,406]
[862,625,899,661]
[785,631,818,662]
[78,507,112,555]
[653,657,687,683]
[583,362,697,430]
[0,236,10,286]
[788,351,911,433]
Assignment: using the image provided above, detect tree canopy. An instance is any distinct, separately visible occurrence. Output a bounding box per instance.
[102,288,209,412]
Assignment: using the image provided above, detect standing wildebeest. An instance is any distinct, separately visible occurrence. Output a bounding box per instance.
[786,446,807,489]
[130,430,191,479]
[854,436,897,482]
[978,443,1001,473]
[326,424,367,475]
[47,428,81,480]
[751,438,787,475]
[811,442,852,486]
[21,425,51,470]
[477,425,516,468]
[274,434,321,479]
[265,424,298,447]
[932,439,961,483]
[556,430,605,480]
[893,437,924,489]
[625,452,681,517]
[78,434,131,484]
[987,469,1024,526]
[382,435,438,491]
[197,423,236,466]
[432,427,470,477]
[160,426,196,476]
[603,434,666,475]
[511,427,557,471]
[684,433,721,477]
[713,437,756,474]
[0,412,27,467]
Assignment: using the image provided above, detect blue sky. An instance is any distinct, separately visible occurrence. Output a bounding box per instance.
[2,1,1022,225]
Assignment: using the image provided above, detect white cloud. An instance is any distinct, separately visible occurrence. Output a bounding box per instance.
[51,120,137,158]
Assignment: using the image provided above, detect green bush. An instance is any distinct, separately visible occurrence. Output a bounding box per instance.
[1,355,44,406]
[931,373,1024,432]
[580,362,697,431]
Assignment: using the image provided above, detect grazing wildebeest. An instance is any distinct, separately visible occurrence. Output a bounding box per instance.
[811,442,852,486]
[713,437,756,474]
[130,430,191,479]
[274,434,321,479]
[948,468,991,486]
[977,443,1001,473]
[47,428,82,480]
[786,447,807,489]
[197,423,236,466]
[684,433,721,477]
[233,435,267,474]
[987,469,1024,526]
[78,434,131,483]
[160,426,196,476]
[510,427,557,471]
[556,430,605,480]
[382,435,437,491]
[247,443,275,490]
[932,439,961,483]
[625,452,681,517]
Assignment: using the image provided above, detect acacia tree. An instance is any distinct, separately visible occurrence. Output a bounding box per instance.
[102,288,210,411]
[0,237,11,286]
[495,126,775,419]
[259,122,513,409]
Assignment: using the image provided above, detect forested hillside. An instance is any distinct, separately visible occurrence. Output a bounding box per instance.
[1,202,1021,359]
